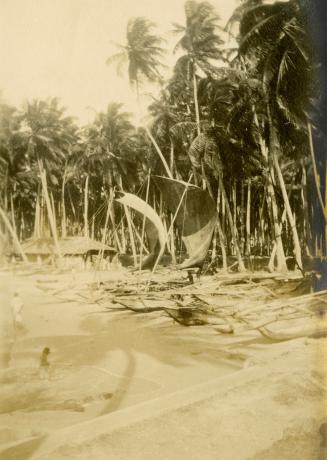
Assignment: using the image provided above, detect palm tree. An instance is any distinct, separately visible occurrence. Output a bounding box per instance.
[172,0,224,136]
[107,17,172,178]
[148,89,181,176]
[232,0,314,269]
[17,98,76,258]
[188,129,246,271]
[198,67,289,270]
[77,103,142,260]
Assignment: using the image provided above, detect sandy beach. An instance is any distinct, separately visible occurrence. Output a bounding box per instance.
[0,267,326,459]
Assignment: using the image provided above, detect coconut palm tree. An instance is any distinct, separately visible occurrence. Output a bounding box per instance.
[148,89,181,176]
[107,17,172,178]
[198,67,289,271]
[17,98,77,257]
[231,0,315,269]
[172,0,224,136]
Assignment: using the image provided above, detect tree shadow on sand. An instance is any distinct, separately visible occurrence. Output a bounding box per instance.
[13,311,242,418]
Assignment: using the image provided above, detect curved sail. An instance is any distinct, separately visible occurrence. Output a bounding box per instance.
[116,193,167,268]
[152,176,217,269]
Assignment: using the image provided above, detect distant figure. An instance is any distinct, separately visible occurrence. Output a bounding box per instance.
[39,347,51,380]
[70,267,77,287]
[10,292,24,331]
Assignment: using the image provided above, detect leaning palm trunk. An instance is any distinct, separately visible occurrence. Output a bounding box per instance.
[268,199,288,271]
[266,173,287,272]
[135,81,172,179]
[271,142,303,270]
[0,206,28,262]
[255,116,287,272]
[218,174,245,272]
[38,159,62,258]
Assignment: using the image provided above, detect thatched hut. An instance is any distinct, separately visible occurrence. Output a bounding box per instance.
[20,237,116,268]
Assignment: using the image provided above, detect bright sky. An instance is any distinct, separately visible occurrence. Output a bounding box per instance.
[0,0,237,125]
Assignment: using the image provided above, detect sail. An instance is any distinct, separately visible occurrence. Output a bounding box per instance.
[152,176,217,269]
[115,193,167,268]
[116,178,217,270]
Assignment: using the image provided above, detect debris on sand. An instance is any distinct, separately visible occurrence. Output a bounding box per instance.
[39,268,327,342]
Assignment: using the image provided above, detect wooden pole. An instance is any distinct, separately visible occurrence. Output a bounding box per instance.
[0,206,28,263]
[84,175,89,238]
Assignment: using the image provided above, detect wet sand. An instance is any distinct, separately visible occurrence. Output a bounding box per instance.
[0,268,240,445]
[0,268,325,459]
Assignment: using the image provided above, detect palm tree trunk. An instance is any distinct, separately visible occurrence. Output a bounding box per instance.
[97,191,113,268]
[232,181,237,234]
[139,171,151,270]
[4,166,8,213]
[193,69,201,137]
[0,206,28,262]
[258,188,266,256]
[221,188,226,235]
[40,194,44,237]
[61,174,67,238]
[218,174,245,271]
[307,122,327,223]
[38,159,62,258]
[20,212,25,241]
[50,193,57,232]
[170,140,175,178]
[255,112,287,272]
[301,162,312,257]
[84,175,89,238]
[34,189,40,238]
[246,181,251,256]
[215,191,227,270]
[91,215,95,240]
[268,202,287,271]
[272,144,303,270]
[120,217,127,253]
[109,202,123,253]
[135,80,173,178]
[124,205,137,266]
[240,182,245,254]
[266,176,287,272]
[170,221,176,265]
[10,193,16,236]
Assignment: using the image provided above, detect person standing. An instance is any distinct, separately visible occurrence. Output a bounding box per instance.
[39,347,51,380]
[10,292,24,332]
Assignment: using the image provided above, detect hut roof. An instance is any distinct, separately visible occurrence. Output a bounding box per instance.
[21,237,116,256]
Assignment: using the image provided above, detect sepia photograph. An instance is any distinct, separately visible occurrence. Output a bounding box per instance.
[0,0,326,458]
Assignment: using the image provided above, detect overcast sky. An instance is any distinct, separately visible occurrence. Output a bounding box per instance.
[0,0,237,124]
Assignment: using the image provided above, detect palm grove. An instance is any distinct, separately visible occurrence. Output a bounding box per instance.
[0,0,325,271]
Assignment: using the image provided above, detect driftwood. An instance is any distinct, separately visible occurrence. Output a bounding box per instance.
[257,324,327,341]
[36,267,326,342]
